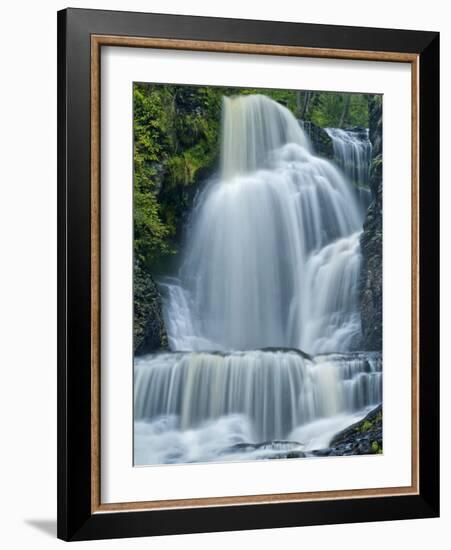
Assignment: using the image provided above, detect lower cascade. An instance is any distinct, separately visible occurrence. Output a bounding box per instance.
[135,94,382,465]
[135,351,381,464]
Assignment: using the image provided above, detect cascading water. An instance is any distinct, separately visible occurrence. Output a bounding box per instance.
[167,96,365,354]
[324,127,373,211]
[134,94,381,465]
[324,127,372,187]
[135,351,381,464]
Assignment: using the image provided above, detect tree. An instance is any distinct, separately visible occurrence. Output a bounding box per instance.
[296,90,314,119]
[339,94,351,128]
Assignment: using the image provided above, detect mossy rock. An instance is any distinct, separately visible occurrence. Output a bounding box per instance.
[326,405,383,456]
[134,260,168,354]
[360,420,373,432]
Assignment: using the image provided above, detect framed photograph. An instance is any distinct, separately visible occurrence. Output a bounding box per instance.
[57,8,439,541]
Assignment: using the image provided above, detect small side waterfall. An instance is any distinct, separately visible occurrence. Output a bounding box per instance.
[325,127,372,211]
[135,94,381,465]
[325,127,372,187]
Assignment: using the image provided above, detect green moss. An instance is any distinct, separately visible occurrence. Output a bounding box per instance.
[360,420,373,432]
[133,83,224,269]
[371,441,379,453]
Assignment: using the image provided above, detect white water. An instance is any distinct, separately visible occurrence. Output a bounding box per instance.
[135,351,381,465]
[135,94,380,465]
[168,96,365,354]
[325,127,373,211]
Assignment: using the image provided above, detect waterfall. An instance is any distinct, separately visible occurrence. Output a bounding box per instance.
[324,127,373,210]
[135,351,382,441]
[171,95,364,354]
[221,95,311,179]
[135,94,381,465]
[135,351,381,464]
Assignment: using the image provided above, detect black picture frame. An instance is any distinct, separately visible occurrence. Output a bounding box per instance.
[57,7,439,541]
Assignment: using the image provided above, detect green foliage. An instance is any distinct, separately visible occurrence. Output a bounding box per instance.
[133,83,223,270]
[307,92,369,128]
[133,86,175,265]
[371,441,383,454]
[134,191,173,263]
[221,88,369,127]
[348,94,369,127]
[360,420,373,432]
[229,87,298,112]
[309,93,343,127]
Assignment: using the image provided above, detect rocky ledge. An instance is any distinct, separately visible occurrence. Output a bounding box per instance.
[311,405,383,457]
[219,405,382,461]
[225,440,306,460]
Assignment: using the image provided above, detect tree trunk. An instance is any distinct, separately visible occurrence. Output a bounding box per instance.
[339,94,351,128]
[296,91,303,117]
[300,91,312,119]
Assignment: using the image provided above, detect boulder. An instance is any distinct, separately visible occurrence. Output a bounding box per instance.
[325,405,383,456]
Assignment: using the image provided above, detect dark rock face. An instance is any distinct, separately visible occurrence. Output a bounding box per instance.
[299,120,334,159]
[134,260,168,354]
[360,96,383,350]
[312,405,383,457]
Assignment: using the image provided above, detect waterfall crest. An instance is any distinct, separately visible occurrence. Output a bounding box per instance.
[221,95,311,179]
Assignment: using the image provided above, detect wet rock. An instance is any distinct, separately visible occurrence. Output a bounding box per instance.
[260,347,313,361]
[310,448,332,457]
[324,405,383,456]
[134,260,169,354]
[274,451,307,459]
[224,440,306,459]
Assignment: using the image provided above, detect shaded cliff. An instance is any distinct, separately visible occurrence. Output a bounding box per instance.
[299,120,334,159]
[133,85,223,354]
[359,96,383,350]
[134,260,168,354]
